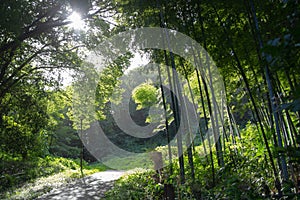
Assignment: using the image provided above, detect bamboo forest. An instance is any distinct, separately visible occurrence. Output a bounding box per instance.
[0,0,300,199]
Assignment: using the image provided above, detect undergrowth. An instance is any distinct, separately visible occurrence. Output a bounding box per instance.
[0,156,107,199]
[105,123,300,199]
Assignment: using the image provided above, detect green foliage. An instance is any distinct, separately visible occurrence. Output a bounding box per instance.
[0,157,107,199]
[83,162,108,172]
[0,0,114,175]
[101,154,153,170]
[0,0,299,199]
[0,156,107,196]
[107,0,300,198]
[0,78,50,159]
[0,156,78,192]
[46,89,83,159]
[105,170,164,200]
[106,123,296,199]
[132,83,158,110]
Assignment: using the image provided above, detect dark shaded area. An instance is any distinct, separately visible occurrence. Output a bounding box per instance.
[99,86,180,153]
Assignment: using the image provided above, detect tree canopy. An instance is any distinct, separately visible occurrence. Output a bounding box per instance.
[1,0,300,199]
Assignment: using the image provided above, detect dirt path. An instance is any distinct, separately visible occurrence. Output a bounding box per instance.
[36,170,125,200]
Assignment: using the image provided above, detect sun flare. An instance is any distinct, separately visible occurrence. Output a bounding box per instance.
[68,12,85,30]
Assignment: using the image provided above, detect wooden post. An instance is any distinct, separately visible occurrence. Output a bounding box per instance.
[151,151,175,199]
[80,115,85,178]
[164,184,175,200]
[151,151,163,172]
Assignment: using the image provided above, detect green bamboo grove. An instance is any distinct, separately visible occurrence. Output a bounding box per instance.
[0,0,299,199]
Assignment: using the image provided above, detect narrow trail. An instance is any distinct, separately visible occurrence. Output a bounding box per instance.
[36,170,125,200]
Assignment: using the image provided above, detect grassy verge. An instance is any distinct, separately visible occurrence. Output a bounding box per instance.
[0,156,107,199]
[101,153,153,170]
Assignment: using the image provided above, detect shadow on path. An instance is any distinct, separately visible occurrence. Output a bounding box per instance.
[36,170,125,200]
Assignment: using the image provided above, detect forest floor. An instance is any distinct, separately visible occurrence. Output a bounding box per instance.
[36,170,125,200]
